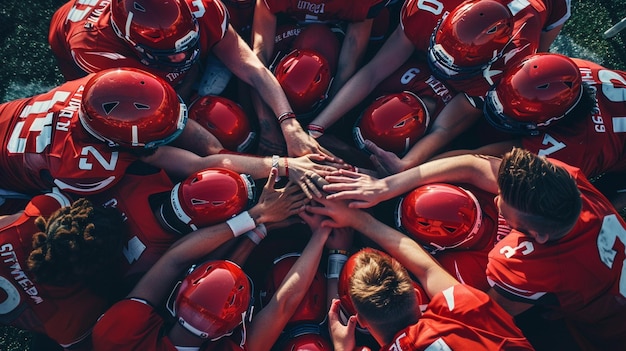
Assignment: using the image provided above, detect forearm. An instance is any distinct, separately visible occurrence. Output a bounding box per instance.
[384,154,501,196]
[329,20,373,97]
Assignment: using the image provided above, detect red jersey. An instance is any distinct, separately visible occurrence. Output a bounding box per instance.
[486,159,626,348]
[400,0,571,96]
[48,0,228,85]
[372,56,455,118]
[381,284,533,350]
[0,194,110,349]
[92,298,246,351]
[0,76,137,196]
[522,59,626,178]
[86,166,179,287]
[262,0,388,24]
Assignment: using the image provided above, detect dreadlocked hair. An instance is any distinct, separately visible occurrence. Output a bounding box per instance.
[27,198,125,286]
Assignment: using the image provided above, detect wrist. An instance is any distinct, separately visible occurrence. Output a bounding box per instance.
[244,224,267,245]
[277,111,296,124]
[226,211,256,237]
[307,124,325,139]
[327,249,349,279]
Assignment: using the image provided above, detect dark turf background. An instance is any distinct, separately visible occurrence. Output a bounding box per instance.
[0,0,625,349]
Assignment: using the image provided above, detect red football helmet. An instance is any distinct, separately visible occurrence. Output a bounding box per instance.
[281,332,332,351]
[353,91,430,155]
[110,0,200,72]
[80,68,187,149]
[160,168,255,234]
[260,253,327,325]
[484,53,583,136]
[274,49,333,115]
[395,183,484,253]
[188,95,256,152]
[171,260,252,340]
[428,0,513,80]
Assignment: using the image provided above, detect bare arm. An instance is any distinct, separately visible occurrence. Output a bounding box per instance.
[309,26,415,131]
[367,94,483,176]
[329,19,374,97]
[323,153,502,208]
[431,139,521,160]
[170,118,224,156]
[538,24,563,52]
[307,198,458,298]
[246,220,331,351]
[129,168,305,305]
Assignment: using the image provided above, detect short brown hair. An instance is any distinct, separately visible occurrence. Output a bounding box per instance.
[349,249,418,338]
[498,148,581,240]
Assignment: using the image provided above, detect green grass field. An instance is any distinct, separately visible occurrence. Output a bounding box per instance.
[0,0,625,350]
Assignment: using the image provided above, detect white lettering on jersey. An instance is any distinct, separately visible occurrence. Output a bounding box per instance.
[537,133,566,156]
[596,214,626,297]
[78,146,119,171]
[123,236,147,264]
[424,338,453,351]
[389,332,409,351]
[500,240,534,258]
[0,277,21,314]
[297,1,325,14]
[190,0,206,18]
[417,0,444,16]
[0,244,43,305]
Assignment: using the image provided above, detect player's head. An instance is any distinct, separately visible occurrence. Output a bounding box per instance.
[260,253,327,325]
[188,95,257,153]
[110,0,200,72]
[80,68,187,150]
[170,260,253,340]
[497,148,582,243]
[428,0,513,81]
[338,248,420,339]
[484,53,592,136]
[396,183,486,253]
[27,198,125,286]
[158,168,255,235]
[274,48,333,115]
[354,91,430,155]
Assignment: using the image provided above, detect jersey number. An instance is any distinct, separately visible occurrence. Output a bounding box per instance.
[416,0,444,16]
[597,214,626,298]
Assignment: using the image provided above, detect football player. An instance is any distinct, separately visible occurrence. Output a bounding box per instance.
[304,201,534,350]
[0,195,125,351]
[319,148,626,349]
[0,67,343,202]
[91,168,334,351]
[48,0,328,157]
[309,0,571,175]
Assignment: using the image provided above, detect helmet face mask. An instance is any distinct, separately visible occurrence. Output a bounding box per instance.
[483,53,584,136]
[110,0,201,72]
[427,0,513,81]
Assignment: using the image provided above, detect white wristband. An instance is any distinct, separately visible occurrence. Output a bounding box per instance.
[327,253,348,279]
[226,211,256,237]
[244,224,267,245]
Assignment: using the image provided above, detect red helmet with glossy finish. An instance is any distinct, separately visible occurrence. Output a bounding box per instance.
[428,0,513,80]
[80,68,187,149]
[173,260,252,340]
[484,53,583,136]
[353,91,430,155]
[260,253,327,325]
[274,49,333,115]
[110,0,200,72]
[281,332,332,351]
[161,168,255,234]
[395,183,484,252]
[188,95,256,153]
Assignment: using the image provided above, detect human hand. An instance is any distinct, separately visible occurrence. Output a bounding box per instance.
[299,204,332,239]
[288,154,348,199]
[250,168,308,224]
[323,169,388,208]
[365,139,410,176]
[283,121,336,158]
[304,196,360,229]
[328,299,357,351]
